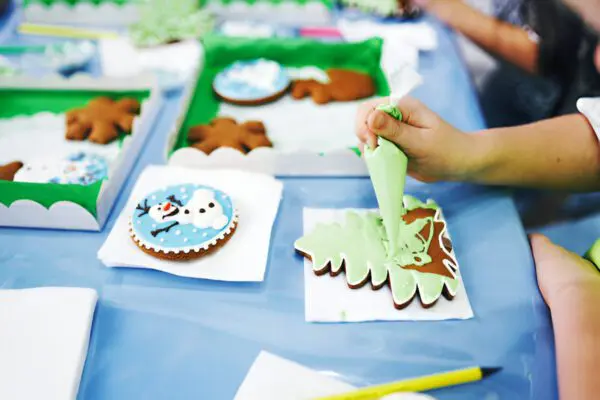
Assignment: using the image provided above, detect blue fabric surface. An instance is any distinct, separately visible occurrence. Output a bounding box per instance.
[0,10,556,400]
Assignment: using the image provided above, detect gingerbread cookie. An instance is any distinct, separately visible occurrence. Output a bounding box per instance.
[188,117,272,155]
[66,97,141,144]
[14,152,108,185]
[130,184,238,261]
[295,197,460,310]
[0,161,23,181]
[291,69,376,104]
[213,59,290,105]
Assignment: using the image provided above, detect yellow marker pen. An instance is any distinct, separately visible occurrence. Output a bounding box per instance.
[314,366,501,400]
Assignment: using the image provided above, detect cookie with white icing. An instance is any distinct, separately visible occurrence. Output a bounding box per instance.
[130,184,238,260]
[14,152,108,185]
[213,59,290,105]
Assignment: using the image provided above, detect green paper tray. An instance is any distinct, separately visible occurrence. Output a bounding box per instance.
[199,0,334,6]
[172,36,389,154]
[0,88,149,217]
[23,0,134,6]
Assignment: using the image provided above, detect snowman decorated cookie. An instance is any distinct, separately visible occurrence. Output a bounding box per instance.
[130,184,238,260]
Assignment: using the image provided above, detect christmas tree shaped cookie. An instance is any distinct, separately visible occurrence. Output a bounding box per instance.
[295,105,462,309]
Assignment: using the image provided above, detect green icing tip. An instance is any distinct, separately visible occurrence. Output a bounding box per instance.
[585,238,600,272]
[376,103,402,121]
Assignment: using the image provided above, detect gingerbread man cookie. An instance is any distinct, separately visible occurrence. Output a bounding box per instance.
[0,161,23,181]
[66,97,141,144]
[188,117,272,155]
[291,69,376,105]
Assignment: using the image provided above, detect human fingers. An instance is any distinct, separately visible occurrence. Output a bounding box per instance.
[530,234,598,306]
[394,96,441,129]
[366,108,422,152]
[356,97,388,144]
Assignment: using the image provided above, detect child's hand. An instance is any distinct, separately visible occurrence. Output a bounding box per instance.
[356,97,478,182]
[530,234,600,308]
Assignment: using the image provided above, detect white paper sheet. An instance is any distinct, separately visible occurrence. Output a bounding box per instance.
[577,97,600,140]
[219,97,364,153]
[0,287,98,400]
[99,38,202,90]
[235,351,436,400]
[337,20,438,72]
[302,209,474,322]
[0,112,120,167]
[98,165,283,281]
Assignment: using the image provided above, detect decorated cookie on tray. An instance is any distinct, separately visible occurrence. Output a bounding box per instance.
[130,184,238,260]
[66,96,141,144]
[213,58,291,105]
[291,68,375,105]
[187,117,272,154]
[0,152,108,185]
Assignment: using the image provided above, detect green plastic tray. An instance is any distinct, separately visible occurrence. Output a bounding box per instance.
[173,36,389,154]
[0,88,149,217]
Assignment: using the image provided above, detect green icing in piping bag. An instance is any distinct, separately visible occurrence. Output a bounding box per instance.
[363,103,408,258]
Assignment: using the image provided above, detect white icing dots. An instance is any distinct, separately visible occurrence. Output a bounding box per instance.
[184,238,188,243]
[192,229,198,233]
[202,232,207,237]
[152,224,156,228]
[182,195,188,199]
[151,195,156,200]
[175,230,182,236]
[137,220,141,224]
[180,187,186,193]
[160,238,164,242]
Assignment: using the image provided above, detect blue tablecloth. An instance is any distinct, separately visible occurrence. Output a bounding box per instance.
[0,7,556,400]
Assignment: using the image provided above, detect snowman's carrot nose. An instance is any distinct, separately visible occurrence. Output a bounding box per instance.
[164,202,172,211]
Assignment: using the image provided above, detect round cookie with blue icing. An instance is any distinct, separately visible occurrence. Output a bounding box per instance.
[130,183,238,261]
[213,58,290,105]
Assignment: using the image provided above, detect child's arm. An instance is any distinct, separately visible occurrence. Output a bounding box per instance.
[416,0,538,73]
[469,114,600,190]
[357,97,600,191]
[530,234,600,399]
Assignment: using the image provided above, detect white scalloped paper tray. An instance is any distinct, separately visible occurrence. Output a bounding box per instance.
[205,0,331,26]
[169,146,369,176]
[23,2,139,26]
[0,74,162,231]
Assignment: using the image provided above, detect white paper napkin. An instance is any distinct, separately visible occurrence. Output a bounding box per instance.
[0,287,98,400]
[577,97,600,140]
[302,209,474,322]
[235,351,436,400]
[98,165,283,281]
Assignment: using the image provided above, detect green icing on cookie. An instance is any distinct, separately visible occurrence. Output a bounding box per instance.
[295,206,460,308]
[296,105,461,309]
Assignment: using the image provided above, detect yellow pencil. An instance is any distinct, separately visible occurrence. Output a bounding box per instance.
[18,23,118,40]
[314,366,501,400]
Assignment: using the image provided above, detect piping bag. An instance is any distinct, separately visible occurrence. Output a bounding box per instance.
[363,66,423,257]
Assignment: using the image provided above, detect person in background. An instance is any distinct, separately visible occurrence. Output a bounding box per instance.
[413,0,600,127]
[358,0,600,397]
